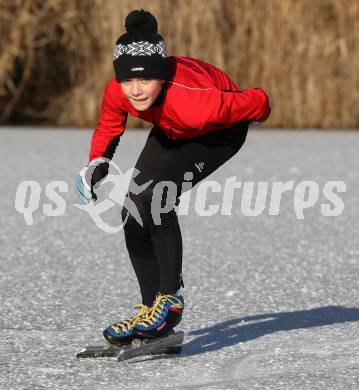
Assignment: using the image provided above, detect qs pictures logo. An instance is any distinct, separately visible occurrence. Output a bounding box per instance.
[14,159,347,233]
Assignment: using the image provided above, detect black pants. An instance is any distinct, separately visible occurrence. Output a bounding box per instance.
[121,121,249,306]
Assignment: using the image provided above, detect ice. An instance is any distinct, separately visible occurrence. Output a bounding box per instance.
[1,128,359,389]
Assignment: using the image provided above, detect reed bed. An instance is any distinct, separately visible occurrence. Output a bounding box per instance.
[0,0,358,128]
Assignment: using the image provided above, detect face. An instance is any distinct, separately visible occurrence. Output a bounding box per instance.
[120,78,165,111]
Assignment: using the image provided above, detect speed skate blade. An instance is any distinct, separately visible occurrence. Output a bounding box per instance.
[76,344,122,358]
[118,331,185,362]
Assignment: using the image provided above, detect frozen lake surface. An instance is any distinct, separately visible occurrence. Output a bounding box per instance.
[1,127,358,389]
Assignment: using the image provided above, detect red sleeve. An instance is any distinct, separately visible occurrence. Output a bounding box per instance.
[88,79,128,162]
[204,87,270,127]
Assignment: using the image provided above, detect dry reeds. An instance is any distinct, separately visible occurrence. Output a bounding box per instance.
[0,0,358,128]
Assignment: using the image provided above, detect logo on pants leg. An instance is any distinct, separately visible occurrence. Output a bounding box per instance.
[195,162,205,173]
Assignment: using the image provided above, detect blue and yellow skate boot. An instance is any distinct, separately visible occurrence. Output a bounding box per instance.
[133,293,184,339]
[103,304,150,345]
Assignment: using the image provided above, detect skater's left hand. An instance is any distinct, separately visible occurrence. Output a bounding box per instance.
[75,158,109,204]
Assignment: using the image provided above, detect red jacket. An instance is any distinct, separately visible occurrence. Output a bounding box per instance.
[89,56,270,162]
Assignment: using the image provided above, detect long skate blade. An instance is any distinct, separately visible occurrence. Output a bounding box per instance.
[77,344,122,358]
[150,345,182,355]
[76,344,181,358]
[118,331,185,362]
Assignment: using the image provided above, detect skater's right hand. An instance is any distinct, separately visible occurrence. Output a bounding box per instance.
[75,158,109,204]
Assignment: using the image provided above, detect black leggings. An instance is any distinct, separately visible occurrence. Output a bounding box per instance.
[121,121,249,306]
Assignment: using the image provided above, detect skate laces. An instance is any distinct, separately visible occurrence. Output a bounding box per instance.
[136,294,183,327]
[111,304,150,334]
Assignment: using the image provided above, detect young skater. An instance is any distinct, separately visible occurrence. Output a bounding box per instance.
[76,9,270,345]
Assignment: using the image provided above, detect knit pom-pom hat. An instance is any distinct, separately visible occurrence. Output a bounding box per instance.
[113,9,169,81]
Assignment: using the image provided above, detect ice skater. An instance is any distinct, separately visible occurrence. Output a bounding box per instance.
[76,9,270,345]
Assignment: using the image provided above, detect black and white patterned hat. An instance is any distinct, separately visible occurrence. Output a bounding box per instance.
[113,9,169,82]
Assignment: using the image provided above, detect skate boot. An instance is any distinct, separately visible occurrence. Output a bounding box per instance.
[103,304,150,345]
[133,293,184,339]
